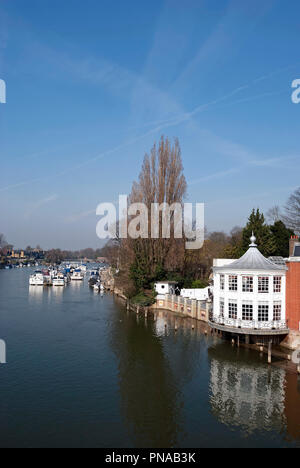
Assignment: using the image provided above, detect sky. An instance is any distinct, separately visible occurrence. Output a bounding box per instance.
[0,0,300,250]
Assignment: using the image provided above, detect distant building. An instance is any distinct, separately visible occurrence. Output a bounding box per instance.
[10,250,25,259]
[97,257,108,263]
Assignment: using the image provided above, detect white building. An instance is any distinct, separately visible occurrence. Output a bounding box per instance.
[211,234,288,337]
[181,287,211,301]
[155,281,177,297]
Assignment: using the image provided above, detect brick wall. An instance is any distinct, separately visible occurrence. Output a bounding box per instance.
[286,261,300,331]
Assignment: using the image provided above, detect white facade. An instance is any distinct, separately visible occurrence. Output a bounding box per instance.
[181,287,211,301]
[212,236,287,331]
[155,282,176,296]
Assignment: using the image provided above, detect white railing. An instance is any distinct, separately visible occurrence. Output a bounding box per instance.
[211,316,288,330]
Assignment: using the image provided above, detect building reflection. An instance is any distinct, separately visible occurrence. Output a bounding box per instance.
[208,344,300,443]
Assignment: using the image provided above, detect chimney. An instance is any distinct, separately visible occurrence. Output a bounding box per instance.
[289,235,299,257]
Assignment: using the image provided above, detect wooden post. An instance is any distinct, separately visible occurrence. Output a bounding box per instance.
[245,335,250,345]
[268,340,272,364]
[237,336,240,348]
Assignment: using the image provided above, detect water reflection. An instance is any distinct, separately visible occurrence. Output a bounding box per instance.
[51,287,64,299]
[208,343,300,444]
[109,307,183,448]
[69,281,84,290]
[209,354,286,435]
[28,286,44,303]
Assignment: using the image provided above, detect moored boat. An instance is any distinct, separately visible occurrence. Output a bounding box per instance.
[52,273,65,286]
[71,269,84,281]
[29,271,44,286]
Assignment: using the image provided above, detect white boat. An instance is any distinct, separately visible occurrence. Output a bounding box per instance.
[71,269,84,281]
[93,281,104,292]
[29,271,44,286]
[52,274,65,287]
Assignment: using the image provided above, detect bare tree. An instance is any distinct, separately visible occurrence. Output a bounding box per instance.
[119,136,187,291]
[266,205,281,224]
[284,187,300,233]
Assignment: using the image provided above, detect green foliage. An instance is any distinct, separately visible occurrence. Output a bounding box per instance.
[222,243,244,259]
[242,209,276,256]
[130,253,168,291]
[191,279,209,289]
[131,291,157,307]
[270,220,294,257]
[129,255,150,290]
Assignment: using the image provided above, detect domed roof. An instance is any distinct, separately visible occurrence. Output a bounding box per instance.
[215,234,287,272]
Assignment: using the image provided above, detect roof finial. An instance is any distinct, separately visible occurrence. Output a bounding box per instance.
[250,231,257,247]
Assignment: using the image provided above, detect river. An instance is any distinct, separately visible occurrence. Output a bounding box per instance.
[0,268,299,448]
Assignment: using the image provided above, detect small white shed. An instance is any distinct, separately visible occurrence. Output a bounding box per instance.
[154,281,177,296]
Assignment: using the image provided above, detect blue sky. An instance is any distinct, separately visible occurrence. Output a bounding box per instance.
[0,0,300,249]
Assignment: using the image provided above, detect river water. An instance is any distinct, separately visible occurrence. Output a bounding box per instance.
[0,268,299,448]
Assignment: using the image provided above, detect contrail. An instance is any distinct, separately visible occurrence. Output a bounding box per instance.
[0,64,295,193]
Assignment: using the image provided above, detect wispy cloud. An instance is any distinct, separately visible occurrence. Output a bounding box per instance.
[0,29,296,196]
[65,209,95,224]
[24,194,58,219]
[172,0,276,90]
[190,168,240,185]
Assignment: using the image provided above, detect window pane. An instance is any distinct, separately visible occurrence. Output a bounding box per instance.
[242,302,253,321]
[228,301,237,319]
[273,301,282,321]
[229,275,238,291]
[258,303,269,321]
[258,276,269,293]
[220,274,225,290]
[273,276,282,293]
[242,276,253,292]
[220,299,224,317]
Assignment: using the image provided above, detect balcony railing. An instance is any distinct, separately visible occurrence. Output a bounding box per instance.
[211,316,288,330]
